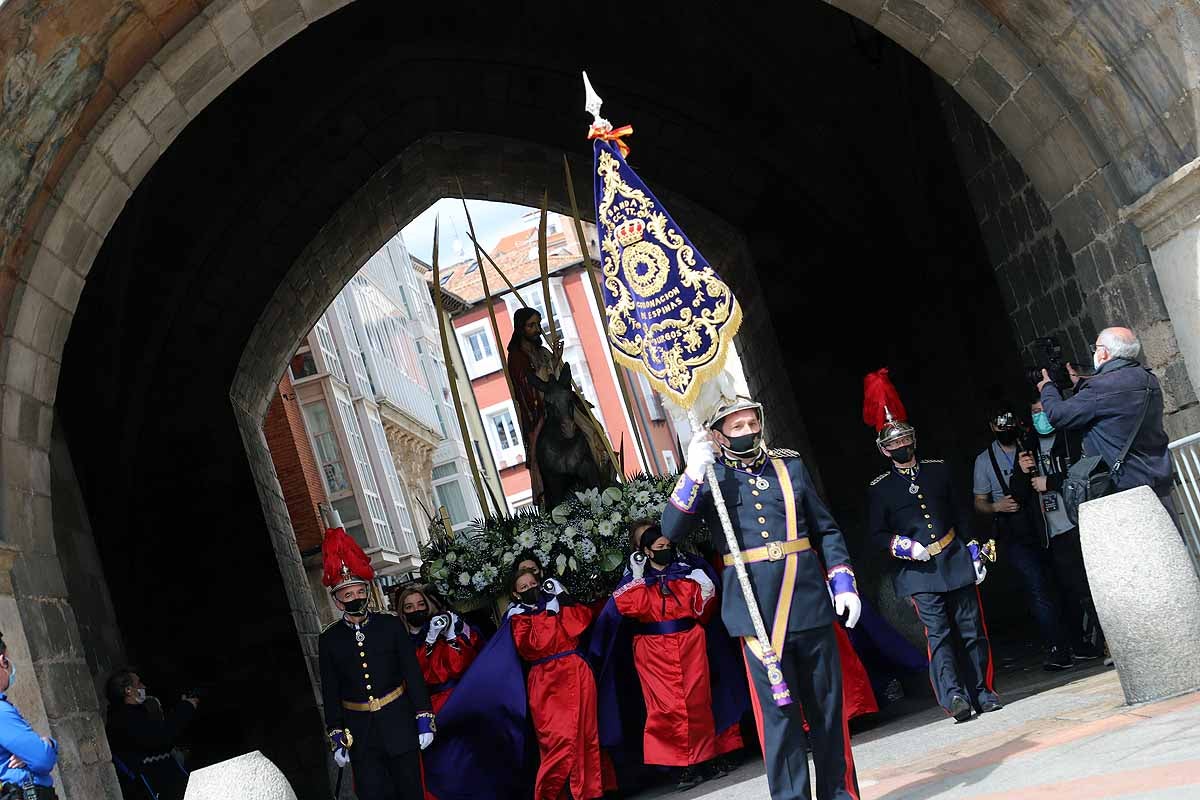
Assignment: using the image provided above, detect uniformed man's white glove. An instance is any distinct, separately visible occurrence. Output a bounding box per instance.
[910,541,932,562]
[684,430,716,482]
[685,568,716,603]
[973,560,987,585]
[333,747,350,767]
[419,732,434,750]
[628,552,646,581]
[426,613,450,645]
[834,592,862,629]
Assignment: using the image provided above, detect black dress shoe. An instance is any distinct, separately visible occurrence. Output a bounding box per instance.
[980,699,1004,713]
[676,767,705,792]
[1072,641,1103,661]
[949,695,973,722]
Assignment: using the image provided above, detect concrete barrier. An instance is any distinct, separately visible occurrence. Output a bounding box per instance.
[1079,485,1200,703]
[183,751,297,800]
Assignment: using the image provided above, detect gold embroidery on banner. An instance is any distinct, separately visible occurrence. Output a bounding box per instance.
[595,150,741,406]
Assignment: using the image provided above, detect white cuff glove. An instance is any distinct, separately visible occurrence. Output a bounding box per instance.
[911,542,932,562]
[419,732,434,750]
[442,611,462,640]
[834,592,862,629]
[628,552,646,581]
[426,613,450,644]
[974,560,987,585]
[544,596,561,615]
[333,747,350,767]
[684,430,716,482]
[541,578,566,596]
[685,568,716,603]
[504,603,528,620]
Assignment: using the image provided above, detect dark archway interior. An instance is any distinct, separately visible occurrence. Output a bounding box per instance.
[57,0,1039,793]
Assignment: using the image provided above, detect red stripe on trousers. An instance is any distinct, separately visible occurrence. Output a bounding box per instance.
[740,649,767,757]
[974,585,997,694]
[910,598,950,717]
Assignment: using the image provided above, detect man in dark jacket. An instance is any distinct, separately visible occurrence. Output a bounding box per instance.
[105,669,195,800]
[1038,327,1175,516]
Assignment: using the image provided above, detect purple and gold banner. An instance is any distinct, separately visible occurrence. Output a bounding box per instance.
[591,139,742,410]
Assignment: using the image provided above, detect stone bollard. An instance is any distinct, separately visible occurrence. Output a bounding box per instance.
[183,751,298,800]
[1079,485,1200,704]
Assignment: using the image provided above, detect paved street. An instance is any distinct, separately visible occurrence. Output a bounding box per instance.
[646,667,1200,799]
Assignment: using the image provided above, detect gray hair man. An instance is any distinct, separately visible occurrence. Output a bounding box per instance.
[1037,326,1175,514]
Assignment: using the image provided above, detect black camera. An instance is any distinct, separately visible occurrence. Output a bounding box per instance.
[1024,336,1077,392]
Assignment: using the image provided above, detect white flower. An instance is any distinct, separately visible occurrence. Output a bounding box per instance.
[610,512,622,523]
[597,520,614,537]
[635,491,651,504]
[501,551,515,565]
[516,530,536,549]
[446,551,458,563]
[582,519,595,532]
[563,526,578,541]
[534,548,549,564]
[458,572,471,586]
[555,553,568,575]
[540,533,555,550]
[482,564,499,580]
[471,572,488,590]
[575,539,597,560]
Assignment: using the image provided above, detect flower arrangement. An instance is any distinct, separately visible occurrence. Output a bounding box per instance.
[421,473,705,606]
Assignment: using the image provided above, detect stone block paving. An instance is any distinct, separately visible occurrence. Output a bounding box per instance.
[647,668,1200,799]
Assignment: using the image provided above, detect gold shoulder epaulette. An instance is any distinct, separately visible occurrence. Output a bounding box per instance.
[869,472,889,486]
[920,458,945,464]
[769,447,801,458]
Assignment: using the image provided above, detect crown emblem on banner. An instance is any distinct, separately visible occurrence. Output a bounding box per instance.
[614,218,645,246]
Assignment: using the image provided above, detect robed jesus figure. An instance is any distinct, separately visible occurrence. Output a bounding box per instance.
[507,307,616,509]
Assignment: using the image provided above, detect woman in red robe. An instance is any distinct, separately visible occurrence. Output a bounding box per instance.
[612,527,743,789]
[508,568,602,800]
[399,587,482,714]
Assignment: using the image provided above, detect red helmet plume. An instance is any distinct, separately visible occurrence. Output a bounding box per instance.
[322,525,375,593]
[863,368,907,432]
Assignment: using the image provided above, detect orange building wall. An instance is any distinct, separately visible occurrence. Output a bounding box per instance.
[263,371,329,553]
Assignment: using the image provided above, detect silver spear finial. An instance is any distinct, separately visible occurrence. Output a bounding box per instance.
[582,71,611,131]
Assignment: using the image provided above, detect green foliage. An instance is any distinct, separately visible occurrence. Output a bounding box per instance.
[420,474,705,605]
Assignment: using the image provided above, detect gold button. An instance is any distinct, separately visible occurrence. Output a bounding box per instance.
[364,673,370,679]
[752,490,760,496]
[748,478,756,485]
[362,663,368,668]
[360,652,366,657]
[761,532,770,539]
[920,505,927,510]
[918,494,924,499]
[755,503,763,510]
[758,516,766,524]
[927,524,934,529]
[366,684,372,690]
[368,695,375,701]
[924,514,931,519]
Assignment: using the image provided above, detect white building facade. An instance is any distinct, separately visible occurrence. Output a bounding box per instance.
[287,234,483,577]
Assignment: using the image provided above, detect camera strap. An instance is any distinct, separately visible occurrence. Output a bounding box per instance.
[987,443,1011,496]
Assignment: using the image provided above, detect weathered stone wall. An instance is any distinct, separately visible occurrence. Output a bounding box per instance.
[940,84,1200,436]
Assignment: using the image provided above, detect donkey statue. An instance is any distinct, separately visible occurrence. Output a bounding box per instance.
[527,363,612,511]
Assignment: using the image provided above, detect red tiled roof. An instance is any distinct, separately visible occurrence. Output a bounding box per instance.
[438,225,586,304]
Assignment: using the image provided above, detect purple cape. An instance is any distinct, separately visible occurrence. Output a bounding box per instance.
[422,620,528,800]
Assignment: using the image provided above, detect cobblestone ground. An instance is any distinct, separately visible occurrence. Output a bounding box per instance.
[638,664,1200,799]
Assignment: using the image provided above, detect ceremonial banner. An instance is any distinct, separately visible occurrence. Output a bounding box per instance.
[591,138,742,410]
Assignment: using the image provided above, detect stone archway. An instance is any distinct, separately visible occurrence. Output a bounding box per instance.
[0,1,1198,796]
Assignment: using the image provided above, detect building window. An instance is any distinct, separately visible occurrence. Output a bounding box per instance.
[290,347,317,381]
[313,317,345,383]
[433,463,472,528]
[662,450,678,473]
[457,322,501,379]
[482,402,524,467]
[302,402,351,495]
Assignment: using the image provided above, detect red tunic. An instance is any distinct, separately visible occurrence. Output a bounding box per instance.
[511,604,602,800]
[415,629,482,713]
[613,572,742,766]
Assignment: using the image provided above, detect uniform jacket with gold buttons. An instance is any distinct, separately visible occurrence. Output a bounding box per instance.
[319,612,433,755]
[868,459,976,598]
[661,452,855,638]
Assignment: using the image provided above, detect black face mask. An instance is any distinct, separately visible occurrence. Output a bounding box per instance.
[649,546,676,566]
[888,445,914,464]
[996,430,1018,446]
[406,610,430,628]
[342,597,369,616]
[724,432,761,456]
[517,588,539,606]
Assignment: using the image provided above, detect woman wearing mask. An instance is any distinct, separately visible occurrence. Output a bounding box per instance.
[508,569,602,800]
[399,587,482,714]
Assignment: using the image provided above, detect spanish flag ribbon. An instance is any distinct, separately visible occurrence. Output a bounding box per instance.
[587,123,633,158]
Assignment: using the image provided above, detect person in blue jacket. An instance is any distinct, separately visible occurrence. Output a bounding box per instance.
[0,632,58,799]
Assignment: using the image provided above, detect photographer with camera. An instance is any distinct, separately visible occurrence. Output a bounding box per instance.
[1037,327,1176,520]
[105,669,197,800]
[973,409,1073,671]
[1018,397,1104,660]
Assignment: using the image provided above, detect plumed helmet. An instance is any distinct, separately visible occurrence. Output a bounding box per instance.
[863,368,917,451]
[322,522,375,595]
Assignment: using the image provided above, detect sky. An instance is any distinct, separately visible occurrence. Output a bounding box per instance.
[401,199,538,266]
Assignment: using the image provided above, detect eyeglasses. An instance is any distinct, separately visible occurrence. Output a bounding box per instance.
[1089,343,1106,352]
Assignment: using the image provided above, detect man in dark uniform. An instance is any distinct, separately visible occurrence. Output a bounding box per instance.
[319,522,435,800]
[661,396,861,800]
[863,370,1000,722]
